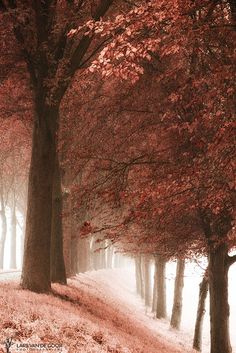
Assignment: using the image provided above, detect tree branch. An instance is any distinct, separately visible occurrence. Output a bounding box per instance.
[69,0,113,74]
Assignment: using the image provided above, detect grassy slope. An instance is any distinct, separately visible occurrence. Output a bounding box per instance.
[0,270,194,353]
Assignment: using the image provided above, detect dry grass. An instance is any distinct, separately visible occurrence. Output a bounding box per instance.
[0,273,193,353]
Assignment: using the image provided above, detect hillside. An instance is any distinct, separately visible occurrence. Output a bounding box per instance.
[0,268,196,353]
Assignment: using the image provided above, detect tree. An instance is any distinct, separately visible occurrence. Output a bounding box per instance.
[70,2,236,352]
[193,269,209,352]
[2,0,118,292]
[170,259,185,330]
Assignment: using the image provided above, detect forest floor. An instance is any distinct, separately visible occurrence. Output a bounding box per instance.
[0,268,198,353]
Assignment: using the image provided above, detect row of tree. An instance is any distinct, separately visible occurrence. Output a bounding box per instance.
[0,1,235,353]
[134,255,208,352]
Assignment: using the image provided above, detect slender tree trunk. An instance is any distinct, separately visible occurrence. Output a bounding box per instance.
[92,236,97,270]
[20,210,26,269]
[155,255,167,319]
[62,170,74,277]
[106,243,113,268]
[170,259,185,329]
[114,253,120,268]
[50,154,67,284]
[193,269,209,351]
[21,105,58,292]
[77,238,90,273]
[99,242,106,269]
[0,191,7,269]
[135,255,142,295]
[208,244,232,353]
[152,260,157,313]
[139,255,146,299]
[91,236,102,270]
[144,256,152,307]
[10,203,17,269]
[70,235,78,276]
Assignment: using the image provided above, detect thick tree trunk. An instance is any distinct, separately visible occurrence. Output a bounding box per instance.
[208,244,232,353]
[155,255,167,319]
[170,259,185,329]
[193,270,209,351]
[10,204,17,269]
[21,105,58,292]
[144,256,152,307]
[50,154,67,284]
[0,192,7,269]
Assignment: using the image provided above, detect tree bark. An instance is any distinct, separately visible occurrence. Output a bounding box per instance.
[155,255,167,319]
[0,190,7,269]
[21,105,58,292]
[193,269,209,351]
[50,154,67,284]
[208,244,232,353]
[170,258,185,329]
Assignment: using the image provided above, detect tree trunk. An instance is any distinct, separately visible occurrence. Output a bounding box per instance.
[152,260,157,313]
[229,0,236,22]
[77,237,90,273]
[20,211,26,269]
[208,244,232,353]
[10,203,17,269]
[135,255,142,295]
[99,243,106,269]
[61,170,74,277]
[144,256,152,307]
[50,154,67,284]
[170,258,185,329]
[0,191,7,269]
[139,255,145,299]
[21,105,58,292]
[106,243,114,268]
[193,269,209,351]
[70,237,78,275]
[155,255,167,319]
[91,236,106,270]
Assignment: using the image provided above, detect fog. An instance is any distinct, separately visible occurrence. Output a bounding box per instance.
[0,208,23,269]
[165,260,236,351]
